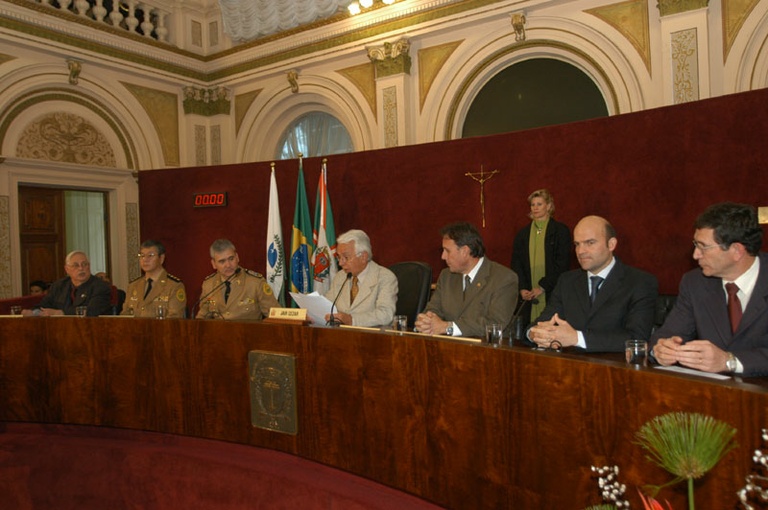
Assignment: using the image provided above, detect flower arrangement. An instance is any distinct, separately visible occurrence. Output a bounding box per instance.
[635,412,738,510]
[586,412,738,510]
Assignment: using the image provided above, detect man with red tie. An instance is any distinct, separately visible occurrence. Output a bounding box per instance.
[651,202,768,376]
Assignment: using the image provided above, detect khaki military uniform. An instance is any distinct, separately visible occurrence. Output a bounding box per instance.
[196,268,280,320]
[122,269,187,318]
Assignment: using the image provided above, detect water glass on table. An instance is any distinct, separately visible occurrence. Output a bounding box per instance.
[75,306,88,317]
[625,339,648,367]
[392,315,408,333]
[485,323,503,347]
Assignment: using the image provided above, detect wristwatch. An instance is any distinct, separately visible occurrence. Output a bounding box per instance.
[725,352,738,373]
[445,322,454,336]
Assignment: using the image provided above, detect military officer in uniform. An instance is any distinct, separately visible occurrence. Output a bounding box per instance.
[122,239,187,318]
[196,238,280,320]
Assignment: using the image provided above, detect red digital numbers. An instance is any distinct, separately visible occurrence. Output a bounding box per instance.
[193,192,228,208]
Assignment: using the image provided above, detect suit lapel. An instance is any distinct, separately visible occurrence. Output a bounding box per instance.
[700,276,732,343]
[735,256,768,338]
[462,259,489,311]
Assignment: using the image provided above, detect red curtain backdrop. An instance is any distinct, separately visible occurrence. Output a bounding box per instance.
[139,88,768,302]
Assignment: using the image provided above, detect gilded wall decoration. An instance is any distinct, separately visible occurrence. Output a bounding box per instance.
[211,125,221,165]
[126,202,140,281]
[195,125,206,165]
[657,0,710,17]
[586,0,651,74]
[722,0,760,61]
[16,112,117,167]
[335,63,376,118]
[672,28,699,104]
[418,40,463,111]
[182,86,231,116]
[368,38,411,78]
[0,196,10,298]
[234,89,263,135]
[122,82,180,167]
[383,86,398,148]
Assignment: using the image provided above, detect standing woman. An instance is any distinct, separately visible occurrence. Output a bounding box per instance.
[511,189,571,329]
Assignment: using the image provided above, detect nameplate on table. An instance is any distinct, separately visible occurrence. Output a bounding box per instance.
[267,307,307,322]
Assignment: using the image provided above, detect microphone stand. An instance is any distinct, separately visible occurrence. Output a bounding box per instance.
[510,296,538,344]
[327,273,352,326]
[189,267,241,319]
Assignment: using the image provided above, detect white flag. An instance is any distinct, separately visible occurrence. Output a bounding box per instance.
[266,166,285,306]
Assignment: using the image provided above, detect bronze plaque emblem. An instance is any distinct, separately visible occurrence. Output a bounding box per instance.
[248,350,297,434]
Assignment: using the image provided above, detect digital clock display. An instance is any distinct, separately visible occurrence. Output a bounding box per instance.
[193,192,228,208]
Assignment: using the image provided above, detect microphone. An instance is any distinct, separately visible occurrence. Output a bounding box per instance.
[510,296,538,343]
[189,267,242,319]
[326,273,352,326]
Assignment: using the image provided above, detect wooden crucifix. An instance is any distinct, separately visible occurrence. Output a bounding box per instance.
[464,165,500,227]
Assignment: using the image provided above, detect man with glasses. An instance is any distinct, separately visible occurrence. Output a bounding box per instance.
[323,229,397,327]
[651,202,768,376]
[22,250,111,316]
[122,239,186,318]
[527,215,658,352]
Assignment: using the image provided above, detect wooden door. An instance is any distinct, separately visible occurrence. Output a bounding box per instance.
[18,186,65,294]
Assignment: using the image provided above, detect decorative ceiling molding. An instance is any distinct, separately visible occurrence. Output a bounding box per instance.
[656,0,709,17]
[121,83,180,167]
[234,89,263,135]
[218,0,349,42]
[418,40,463,111]
[335,62,377,119]
[722,0,761,61]
[586,0,651,75]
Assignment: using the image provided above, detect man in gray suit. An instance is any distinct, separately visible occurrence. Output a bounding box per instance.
[528,215,658,352]
[651,202,768,376]
[415,222,518,338]
[324,229,398,327]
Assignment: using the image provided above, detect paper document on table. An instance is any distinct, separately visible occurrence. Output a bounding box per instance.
[289,292,333,325]
[654,365,731,380]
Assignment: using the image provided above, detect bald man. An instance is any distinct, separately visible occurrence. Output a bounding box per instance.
[527,215,658,352]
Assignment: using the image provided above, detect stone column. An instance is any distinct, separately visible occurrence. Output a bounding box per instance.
[367,38,412,148]
[658,0,711,105]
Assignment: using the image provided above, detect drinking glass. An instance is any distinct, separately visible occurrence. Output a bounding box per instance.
[10,305,22,315]
[75,306,88,317]
[392,315,408,333]
[625,339,648,367]
[485,323,503,347]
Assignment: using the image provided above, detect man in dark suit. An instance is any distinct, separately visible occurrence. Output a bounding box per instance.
[651,202,768,376]
[22,250,112,317]
[528,215,658,352]
[415,222,518,338]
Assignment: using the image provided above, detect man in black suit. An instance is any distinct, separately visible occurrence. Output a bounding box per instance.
[22,250,112,317]
[651,202,768,376]
[528,215,658,352]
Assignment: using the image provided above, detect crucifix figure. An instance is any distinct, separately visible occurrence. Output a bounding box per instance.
[465,165,500,227]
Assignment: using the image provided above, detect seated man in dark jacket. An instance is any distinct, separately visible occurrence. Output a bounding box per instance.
[23,250,112,317]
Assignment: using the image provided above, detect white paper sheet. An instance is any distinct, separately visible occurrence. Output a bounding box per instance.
[289,292,334,325]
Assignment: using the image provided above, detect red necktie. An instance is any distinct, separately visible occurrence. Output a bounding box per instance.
[725,282,742,334]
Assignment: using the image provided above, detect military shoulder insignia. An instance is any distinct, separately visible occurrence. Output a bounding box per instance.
[168,273,182,282]
[263,282,273,295]
[245,268,264,279]
[203,272,217,281]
